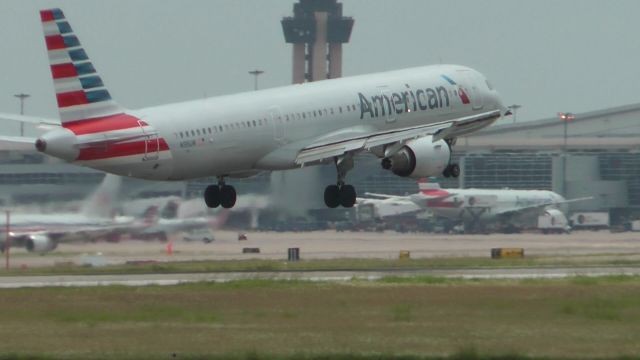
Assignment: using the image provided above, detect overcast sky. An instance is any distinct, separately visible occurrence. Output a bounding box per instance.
[1,0,639,124]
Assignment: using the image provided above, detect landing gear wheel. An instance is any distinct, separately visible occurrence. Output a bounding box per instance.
[442,163,460,178]
[449,163,460,178]
[204,185,220,208]
[324,185,340,208]
[339,184,357,208]
[220,185,237,209]
[381,158,392,170]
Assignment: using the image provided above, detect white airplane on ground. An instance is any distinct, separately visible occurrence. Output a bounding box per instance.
[3,8,506,210]
[0,175,133,253]
[124,203,229,243]
[355,196,423,220]
[365,181,591,233]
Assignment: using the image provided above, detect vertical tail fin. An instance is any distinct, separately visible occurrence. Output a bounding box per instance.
[80,174,122,218]
[40,8,124,125]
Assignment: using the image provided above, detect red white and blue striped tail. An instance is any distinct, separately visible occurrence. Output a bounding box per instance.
[40,8,124,125]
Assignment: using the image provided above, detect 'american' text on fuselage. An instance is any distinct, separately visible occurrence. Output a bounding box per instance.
[358,84,450,119]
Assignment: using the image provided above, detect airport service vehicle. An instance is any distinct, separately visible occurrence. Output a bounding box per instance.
[365,181,590,233]
[0,175,133,253]
[569,212,610,230]
[4,8,506,209]
[538,209,571,234]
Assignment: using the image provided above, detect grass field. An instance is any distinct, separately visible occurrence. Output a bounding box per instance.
[0,276,639,359]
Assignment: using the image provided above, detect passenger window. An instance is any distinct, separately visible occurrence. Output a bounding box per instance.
[258,119,262,126]
[253,120,257,127]
[339,106,343,113]
[179,132,184,138]
[191,130,196,136]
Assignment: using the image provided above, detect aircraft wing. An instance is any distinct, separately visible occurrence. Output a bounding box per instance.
[495,197,594,217]
[295,109,502,166]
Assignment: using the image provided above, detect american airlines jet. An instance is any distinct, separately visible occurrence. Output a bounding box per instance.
[6,9,507,209]
[365,181,591,233]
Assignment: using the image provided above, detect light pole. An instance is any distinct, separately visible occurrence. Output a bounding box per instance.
[507,104,522,123]
[13,93,30,136]
[248,70,264,91]
[558,112,575,197]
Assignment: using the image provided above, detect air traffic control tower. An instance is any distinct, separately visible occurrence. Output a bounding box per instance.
[281,0,353,84]
[273,0,353,214]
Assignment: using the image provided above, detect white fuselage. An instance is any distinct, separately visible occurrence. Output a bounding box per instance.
[412,188,567,223]
[70,65,502,181]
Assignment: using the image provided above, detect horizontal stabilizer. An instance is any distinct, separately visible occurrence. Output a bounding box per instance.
[0,135,36,151]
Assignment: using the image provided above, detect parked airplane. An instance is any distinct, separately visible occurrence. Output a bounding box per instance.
[356,196,423,220]
[0,175,133,253]
[365,181,591,233]
[124,203,229,243]
[3,8,507,209]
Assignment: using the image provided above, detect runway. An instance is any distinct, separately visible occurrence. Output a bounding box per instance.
[6,230,640,268]
[0,266,639,288]
[1,230,639,288]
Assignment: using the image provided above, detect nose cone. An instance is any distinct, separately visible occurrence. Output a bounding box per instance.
[36,128,78,162]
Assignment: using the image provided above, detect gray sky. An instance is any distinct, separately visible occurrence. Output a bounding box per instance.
[1,0,639,125]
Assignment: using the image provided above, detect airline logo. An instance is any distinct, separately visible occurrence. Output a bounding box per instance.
[40,8,122,123]
[358,81,450,120]
[440,75,470,105]
[40,8,171,163]
[358,74,472,119]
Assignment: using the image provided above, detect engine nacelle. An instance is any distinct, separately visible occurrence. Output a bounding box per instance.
[25,234,58,253]
[385,137,451,178]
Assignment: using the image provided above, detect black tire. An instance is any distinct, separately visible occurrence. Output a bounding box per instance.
[442,167,451,178]
[450,164,460,178]
[204,185,220,208]
[324,185,340,208]
[220,185,237,209]
[339,184,357,208]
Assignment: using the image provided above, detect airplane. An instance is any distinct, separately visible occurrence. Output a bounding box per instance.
[122,202,229,243]
[2,8,507,210]
[0,175,135,253]
[365,180,592,233]
[355,196,423,220]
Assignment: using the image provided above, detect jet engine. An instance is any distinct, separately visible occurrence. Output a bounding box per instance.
[383,137,450,179]
[25,234,58,253]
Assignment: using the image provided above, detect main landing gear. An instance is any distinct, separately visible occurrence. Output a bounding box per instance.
[324,156,357,208]
[204,177,237,208]
[442,163,460,178]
